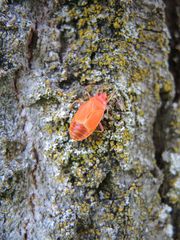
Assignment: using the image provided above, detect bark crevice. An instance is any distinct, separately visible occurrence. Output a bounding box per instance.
[164,0,180,102]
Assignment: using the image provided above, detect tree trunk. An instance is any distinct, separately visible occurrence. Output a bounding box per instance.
[0,0,179,239]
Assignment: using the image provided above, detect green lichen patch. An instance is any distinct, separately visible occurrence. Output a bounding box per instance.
[162,80,173,94]
[1,139,25,161]
[0,169,27,201]
[131,67,149,82]
[154,83,161,102]
[46,134,112,188]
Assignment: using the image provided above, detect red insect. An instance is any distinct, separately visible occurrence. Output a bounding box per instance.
[69,92,108,141]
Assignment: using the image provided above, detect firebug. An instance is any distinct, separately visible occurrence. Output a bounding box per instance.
[69,92,108,141]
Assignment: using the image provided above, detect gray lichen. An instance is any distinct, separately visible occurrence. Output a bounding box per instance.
[0,0,179,239]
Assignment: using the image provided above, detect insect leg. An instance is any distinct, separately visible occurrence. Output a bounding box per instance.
[107,90,116,103]
[85,91,91,99]
[98,122,104,132]
[70,99,84,110]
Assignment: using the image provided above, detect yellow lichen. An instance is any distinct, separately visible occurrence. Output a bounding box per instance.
[131,68,149,82]
[113,19,121,29]
[162,80,173,93]
[154,83,161,101]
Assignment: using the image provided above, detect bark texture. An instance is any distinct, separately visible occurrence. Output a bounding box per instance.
[0,0,179,239]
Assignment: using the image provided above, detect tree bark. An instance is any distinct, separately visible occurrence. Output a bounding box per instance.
[0,0,179,239]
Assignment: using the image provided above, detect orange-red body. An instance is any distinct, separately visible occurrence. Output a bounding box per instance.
[69,93,108,141]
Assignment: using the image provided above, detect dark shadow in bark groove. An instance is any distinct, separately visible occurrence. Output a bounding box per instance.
[164,0,180,102]
[163,1,180,239]
[153,97,179,239]
[27,22,38,69]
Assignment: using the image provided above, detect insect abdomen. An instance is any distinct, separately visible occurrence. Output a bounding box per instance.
[69,121,89,141]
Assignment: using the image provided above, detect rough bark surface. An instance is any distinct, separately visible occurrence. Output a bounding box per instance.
[0,0,179,240]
